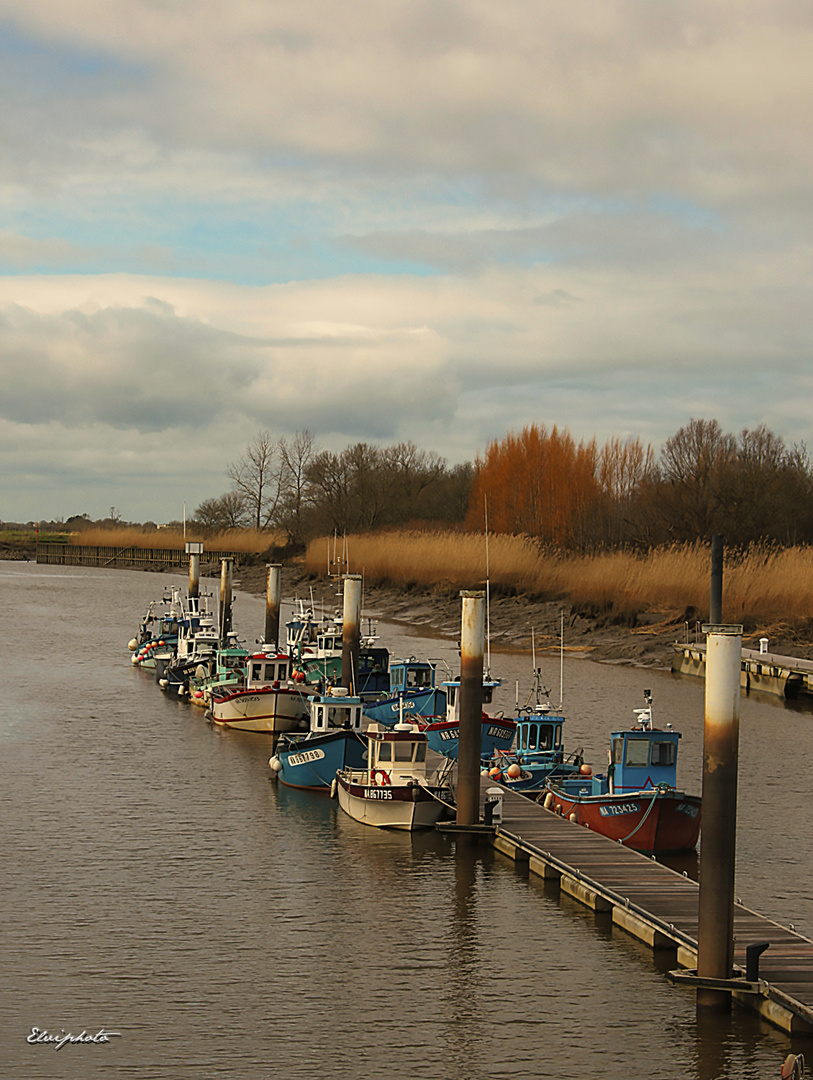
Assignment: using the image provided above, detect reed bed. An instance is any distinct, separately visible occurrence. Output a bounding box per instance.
[69,527,284,553]
[305,532,813,632]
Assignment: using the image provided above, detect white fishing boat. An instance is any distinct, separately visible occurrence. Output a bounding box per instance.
[207,649,310,733]
[334,722,453,830]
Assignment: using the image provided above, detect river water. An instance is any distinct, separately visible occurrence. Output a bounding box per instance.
[2,561,811,1079]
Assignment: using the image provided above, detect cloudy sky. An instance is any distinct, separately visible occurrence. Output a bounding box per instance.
[2,0,812,523]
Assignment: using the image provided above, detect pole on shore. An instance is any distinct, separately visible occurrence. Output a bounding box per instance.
[265,564,282,648]
[696,623,742,1012]
[341,574,362,694]
[710,536,724,624]
[185,540,203,600]
[220,558,234,645]
[457,590,485,827]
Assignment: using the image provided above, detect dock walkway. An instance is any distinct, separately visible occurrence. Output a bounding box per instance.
[485,780,813,1035]
[672,641,813,698]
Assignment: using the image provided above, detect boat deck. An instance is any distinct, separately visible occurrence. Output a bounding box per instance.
[484,779,813,1035]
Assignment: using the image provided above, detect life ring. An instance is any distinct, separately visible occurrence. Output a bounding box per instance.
[371,769,391,786]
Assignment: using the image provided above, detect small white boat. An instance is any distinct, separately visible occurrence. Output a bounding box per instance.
[334,722,453,830]
[207,650,310,733]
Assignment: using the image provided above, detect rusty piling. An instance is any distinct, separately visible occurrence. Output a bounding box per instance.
[341,574,362,694]
[265,563,282,648]
[457,590,485,827]
[186,541,203,600]
[697,623,742,1011]
[220,558,234,643]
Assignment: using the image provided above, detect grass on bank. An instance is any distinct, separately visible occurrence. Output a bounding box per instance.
[65,527,284,553]
[304,531,813,637]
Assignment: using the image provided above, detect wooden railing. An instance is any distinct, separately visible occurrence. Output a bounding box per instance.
[36,543,241,572]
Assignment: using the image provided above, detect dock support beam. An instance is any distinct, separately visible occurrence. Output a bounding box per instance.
[457,590,485,827]
[697,623,742,1011]
[265,563,282,648]
[341,574,362,695]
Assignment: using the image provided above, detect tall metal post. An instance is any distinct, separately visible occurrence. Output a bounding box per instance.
[710,536,724,624]
[697,623,742,1011]
[457,590,485,827]
[265,563,282,648]
[220,558,234,644]
[341,574,362,694]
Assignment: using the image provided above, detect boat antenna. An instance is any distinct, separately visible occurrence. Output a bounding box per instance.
[559,609,564,707]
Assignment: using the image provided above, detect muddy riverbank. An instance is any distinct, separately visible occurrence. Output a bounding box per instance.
[233,561,811,668]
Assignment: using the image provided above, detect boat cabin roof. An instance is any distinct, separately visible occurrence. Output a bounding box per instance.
[365,721,425,742]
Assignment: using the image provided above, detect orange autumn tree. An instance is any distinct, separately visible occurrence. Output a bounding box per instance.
[466,424,601,548]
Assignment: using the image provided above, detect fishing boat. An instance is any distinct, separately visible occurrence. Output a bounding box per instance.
[543,691,701,854]
[269,686,367,790]
[334,723,453,830]
[485,672,584,794]
[295,621,390,700]
[155,591,225,696]
[128,588,181,670]
[207,649,310,733]
[422,674,516,761]
[362,657,447,726]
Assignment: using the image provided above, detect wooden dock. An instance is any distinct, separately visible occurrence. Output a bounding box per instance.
[483,780,813,1035]
[672,641,813,699]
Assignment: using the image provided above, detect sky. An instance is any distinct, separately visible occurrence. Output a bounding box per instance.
[2,0,812,524]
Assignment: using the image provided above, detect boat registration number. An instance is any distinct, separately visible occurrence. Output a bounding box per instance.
[676,802,699,818]
[599,802,640,817]
[487,726,514,739]
[364,789,393,800]
[288,749,326,766]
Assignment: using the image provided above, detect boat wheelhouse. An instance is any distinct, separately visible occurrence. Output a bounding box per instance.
[362,657,447,726]
[208,650,310,733]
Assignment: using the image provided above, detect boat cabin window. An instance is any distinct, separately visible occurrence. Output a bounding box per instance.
[650,741,676,767]
[378,743,392,762]
[483,686,494,704]
[265,664,277,681]
[448,686,457,706]
[392,669,405,689]
[277,662,287,681]
[251,663,263,681]
[533,725,554,751]
[624,738,651,767]
[406,668,430,688]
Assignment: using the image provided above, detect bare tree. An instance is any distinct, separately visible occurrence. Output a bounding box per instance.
[227,430,287,530]
[195,492,249,533]
[278,429,315,543]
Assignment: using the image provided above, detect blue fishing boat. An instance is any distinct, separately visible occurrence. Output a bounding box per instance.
[362,657,447,726]
[423,675,516,761]
[269,687,367,790]
[486,694,584,794]
[128,588,182,670]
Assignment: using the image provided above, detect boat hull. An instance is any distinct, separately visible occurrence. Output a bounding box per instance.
[209,687,309,733]
[424,717,516,761]
[275,731,367,790]
[546,786,701,854]
[363,687,447,726]
[336,774,450,830]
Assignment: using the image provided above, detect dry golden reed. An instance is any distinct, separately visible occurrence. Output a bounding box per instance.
[70,527,284,553]
[305,532,813,630]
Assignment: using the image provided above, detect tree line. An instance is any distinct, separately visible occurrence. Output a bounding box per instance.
[192,418,813,552]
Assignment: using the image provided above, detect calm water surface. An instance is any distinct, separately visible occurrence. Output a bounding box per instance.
[2,563,811,1078]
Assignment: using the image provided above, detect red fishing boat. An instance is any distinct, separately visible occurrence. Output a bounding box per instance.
[543,691,701,855]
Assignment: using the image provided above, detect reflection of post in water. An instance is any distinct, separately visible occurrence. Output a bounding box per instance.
[694,1002,732,1080]
[442,839,481,1063]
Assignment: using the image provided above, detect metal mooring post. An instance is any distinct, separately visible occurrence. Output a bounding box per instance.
[265,563,282,648]
[457,590,485,827]
[220,558,234,643]
[341,574,362,694]
[697,623,742,1011]
[710,536,724,624]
